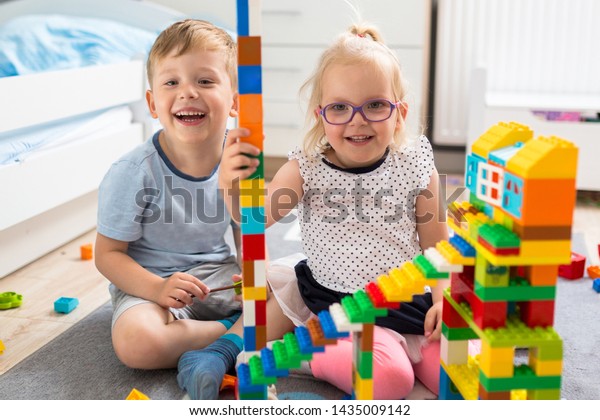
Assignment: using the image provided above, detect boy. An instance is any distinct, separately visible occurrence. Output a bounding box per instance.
[96,20,244,398]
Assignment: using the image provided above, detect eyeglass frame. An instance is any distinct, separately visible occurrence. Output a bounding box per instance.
[317,98,405,125]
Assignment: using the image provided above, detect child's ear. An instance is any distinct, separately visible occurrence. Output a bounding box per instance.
[396,101,408,130]
[146,90,158,119]
[229,92,239,118]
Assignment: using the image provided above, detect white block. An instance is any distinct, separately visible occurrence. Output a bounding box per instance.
[329,303,362,333]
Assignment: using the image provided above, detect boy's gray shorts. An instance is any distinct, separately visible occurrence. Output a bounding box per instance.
[109,256,242,329]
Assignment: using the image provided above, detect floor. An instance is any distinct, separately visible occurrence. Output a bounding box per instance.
[0,229,110,375]
[1,195,599,377]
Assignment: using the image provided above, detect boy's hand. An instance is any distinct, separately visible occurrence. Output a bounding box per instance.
[156,272,210,309]
[219,127,261,190]
[423,301,443,341]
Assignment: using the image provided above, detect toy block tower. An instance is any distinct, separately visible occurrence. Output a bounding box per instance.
[236,0,267,355]
[440,122,578,400]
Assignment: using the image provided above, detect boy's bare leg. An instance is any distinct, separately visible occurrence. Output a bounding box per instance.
[112,303,229,369]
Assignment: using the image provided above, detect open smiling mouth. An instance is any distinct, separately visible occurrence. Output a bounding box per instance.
[346,135,373,143]
[175,111,206,122]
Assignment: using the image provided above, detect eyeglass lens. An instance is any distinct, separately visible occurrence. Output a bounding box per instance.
[323,100,394,124]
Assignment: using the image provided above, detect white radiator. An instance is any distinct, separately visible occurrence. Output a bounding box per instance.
[433,0,600,146]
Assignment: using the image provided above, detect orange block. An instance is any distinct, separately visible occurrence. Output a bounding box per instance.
[587,266,600,279]
[520,178,576,225]
[239,94,263,125]
[526,265,559,286]
[80,243,93,260]
[240,122,264,150]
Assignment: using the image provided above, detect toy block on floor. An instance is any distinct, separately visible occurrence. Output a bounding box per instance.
[80,243,93,260]
[0,339,5,354]
[126,388,150,400]
[0,291,23,310]
[54,297,79,314]
[593,279,600,293]
[558,252,586,279]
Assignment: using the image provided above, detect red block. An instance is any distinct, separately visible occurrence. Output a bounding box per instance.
[558,252,586,280]
[520,300,555,328]
[242,234,265,260]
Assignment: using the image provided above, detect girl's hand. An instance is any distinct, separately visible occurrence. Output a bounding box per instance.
[155,272,210,309]
[218,127,261,190]
[424,301,443,341]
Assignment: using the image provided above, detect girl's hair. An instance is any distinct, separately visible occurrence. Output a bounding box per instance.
[300,23,408,156]
[146,19,237,88]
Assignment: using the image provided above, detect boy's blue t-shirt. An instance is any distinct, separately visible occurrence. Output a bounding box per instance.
[97,131,234,277]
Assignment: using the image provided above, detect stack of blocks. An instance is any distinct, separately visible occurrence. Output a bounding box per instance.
[236,0,268,356]
[235,251,453,399]
[439,122,578,400]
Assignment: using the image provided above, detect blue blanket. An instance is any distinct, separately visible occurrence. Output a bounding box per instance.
[0,14,158,77]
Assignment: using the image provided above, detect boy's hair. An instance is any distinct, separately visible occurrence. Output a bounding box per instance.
[300,23,408,156]
[146,19,237,88]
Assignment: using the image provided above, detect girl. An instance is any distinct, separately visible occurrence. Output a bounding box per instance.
[219,23,448,399]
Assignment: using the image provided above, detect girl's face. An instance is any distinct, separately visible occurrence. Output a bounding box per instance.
[146,48,238,147]
[319,63,405,168]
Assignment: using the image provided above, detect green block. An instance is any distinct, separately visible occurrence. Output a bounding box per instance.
[284,332,312,363]
[474,277,556,301]
[272,340,298,370]
[443,289,563,349]
[442,322,479,340]
[249,355,277,385]
[469,192,487,212]
[414,254,449,279]
[353,290,387,320]
[357,351,373,378]
[239,390,267,400]
[246,152,264,180]
[341,295,367,323]
[479,364,561,392]
[479,223,520,248]
[0,291,23,310]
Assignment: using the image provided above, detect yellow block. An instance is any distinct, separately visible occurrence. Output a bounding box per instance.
[530,356,563,376]
[479,344,514,378]
[240,179,265,208]
[354,375,373,400]
[126,388,150,400]
[242,286,268,301]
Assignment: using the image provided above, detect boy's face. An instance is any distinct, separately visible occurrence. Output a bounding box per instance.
[146,48,238,146]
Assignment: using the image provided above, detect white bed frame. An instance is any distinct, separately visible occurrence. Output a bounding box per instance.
[0,0,186,277]
[468,68,600,192]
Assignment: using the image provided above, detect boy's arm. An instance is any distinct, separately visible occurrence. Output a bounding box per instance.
[95,233,209,308]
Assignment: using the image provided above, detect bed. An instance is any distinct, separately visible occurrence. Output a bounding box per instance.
[0,0,188,277]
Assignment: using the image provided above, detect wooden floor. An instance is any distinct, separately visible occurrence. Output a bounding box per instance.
[1,200,599,377]
[0,229,110,375]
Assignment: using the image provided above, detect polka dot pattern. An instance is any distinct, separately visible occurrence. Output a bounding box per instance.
[289,136,435,293]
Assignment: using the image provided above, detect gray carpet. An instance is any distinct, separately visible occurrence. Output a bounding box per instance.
[0,216,598,400]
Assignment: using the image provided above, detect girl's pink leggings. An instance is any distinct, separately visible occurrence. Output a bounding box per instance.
[310,326,440,399]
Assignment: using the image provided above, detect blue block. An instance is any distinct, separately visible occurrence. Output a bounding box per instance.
[237,363,267,395]
[236,0,249,36]
[438,367,465,400]
[295,326,325,353]
[318,310,349,339]
[449,235,476,257]
[244,326,257,351]
[261,347,289,377]
[54,297,79,314]
[238,66,262,94]
[593,278,600,293]
[241,206,265,234]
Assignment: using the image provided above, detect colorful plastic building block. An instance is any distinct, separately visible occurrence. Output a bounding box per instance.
[593,279,600,293]
[0,292,23,310]
[0,339,5,355]
[587,265,600,279]
[126,388,150,400]
[558,252,586,279]
[220,374,237,391]
[80,243,93,260]
[54,297,79,314]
